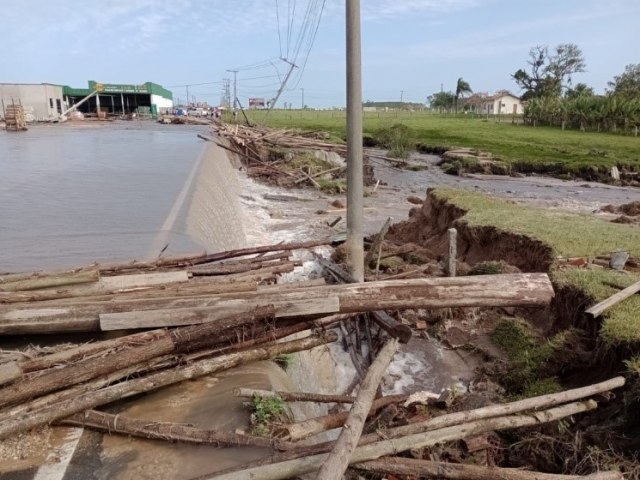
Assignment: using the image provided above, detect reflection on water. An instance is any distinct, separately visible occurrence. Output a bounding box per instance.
[0,122,207,272]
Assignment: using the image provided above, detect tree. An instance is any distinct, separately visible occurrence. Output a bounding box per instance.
[428,91,455,112]
[608,64,640,99]
[512,44,586,100]
[454,78,473,113]
[565,83,594,99]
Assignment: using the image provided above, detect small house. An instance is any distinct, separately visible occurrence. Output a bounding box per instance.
[482,92,522,115]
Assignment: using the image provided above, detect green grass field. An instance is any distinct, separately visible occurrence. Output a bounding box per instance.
[433,187,640,344]
[238,110,640,175]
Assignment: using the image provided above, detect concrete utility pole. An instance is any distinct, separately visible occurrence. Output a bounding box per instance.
[301,88,305,109]
[227,70,238,110]
[186,85,190,108]
[346,0,364,282]
[400,90,404,103]
[267,58,297,116]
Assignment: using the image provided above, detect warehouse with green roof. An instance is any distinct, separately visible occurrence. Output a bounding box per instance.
[63,80,173,118]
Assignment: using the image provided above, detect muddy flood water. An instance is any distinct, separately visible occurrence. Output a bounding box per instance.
[0,123,211,273]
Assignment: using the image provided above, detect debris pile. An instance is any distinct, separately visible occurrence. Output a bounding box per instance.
[0,232,627,479]
[203,123,390,192]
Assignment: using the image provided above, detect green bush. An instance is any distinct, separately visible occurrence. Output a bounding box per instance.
[375,124,413,159]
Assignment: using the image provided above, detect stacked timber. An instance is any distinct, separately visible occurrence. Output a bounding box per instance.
[0,237,619,479]
[4,103,27,131]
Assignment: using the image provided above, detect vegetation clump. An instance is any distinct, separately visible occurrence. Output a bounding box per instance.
[490,318,556,396]
[274,353,294,371]
[374,123,413,159]
[245,394,288,437]
[469,261,506,275]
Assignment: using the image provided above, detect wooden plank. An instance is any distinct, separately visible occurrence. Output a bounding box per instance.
[586,279,640,318]
[99,296,341,330]
[100,271,189,290]
[0,270,99,292]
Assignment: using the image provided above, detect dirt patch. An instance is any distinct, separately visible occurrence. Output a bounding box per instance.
[387,189,554,272]
[602,201,640,216]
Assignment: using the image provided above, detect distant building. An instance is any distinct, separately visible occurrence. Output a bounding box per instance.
[0,83,64,121]
[249,98,266,109]
[63,81,173,117]
[482,92,522,115]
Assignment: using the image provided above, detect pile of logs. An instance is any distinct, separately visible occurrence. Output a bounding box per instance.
[200,122,390,189]
[0,237,621,479]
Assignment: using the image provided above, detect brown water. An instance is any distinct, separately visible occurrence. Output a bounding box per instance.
[0,122,208,273]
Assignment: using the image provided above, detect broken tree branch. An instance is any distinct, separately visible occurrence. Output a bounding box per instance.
[205,401,597,480]
[233,388,355,404]
[315,338,400,480]
[0,332,337,440]
[354,457,623,480]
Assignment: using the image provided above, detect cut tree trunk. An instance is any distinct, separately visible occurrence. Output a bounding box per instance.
[61,409,295,450]
[0,308,276,408]
[354,457,622,480]
[223,377,625,471]
[205,401,597,480]
[316,338,400,480]
[0,273,554,334]
[0,332,337,440]
[233,388,356,404]
[99,296,338,330]
[166,238,333,266]
[0,270,99,292]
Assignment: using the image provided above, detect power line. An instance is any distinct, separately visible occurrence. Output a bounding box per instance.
[275,0,283,57]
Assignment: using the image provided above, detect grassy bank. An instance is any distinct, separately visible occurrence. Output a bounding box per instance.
[432,187,640,344]
[239,110,640,175]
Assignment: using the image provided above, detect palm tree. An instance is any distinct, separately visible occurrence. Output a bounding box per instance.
[455,77,473,113]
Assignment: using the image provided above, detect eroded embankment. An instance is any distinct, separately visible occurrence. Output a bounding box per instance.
[388,189,554,273]
[388,189,630,336]
[387,187,640,476]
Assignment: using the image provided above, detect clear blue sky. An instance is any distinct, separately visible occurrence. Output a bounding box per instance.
[4,0,639,108]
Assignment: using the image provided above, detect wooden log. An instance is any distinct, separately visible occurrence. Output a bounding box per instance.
[234,388,356,404]
[370,376,625,441]
[227,377,626,471]
[354,457,623,480]
[0,332,337,440]
[61,409,295,450]
[175,239,332,266]
[0,270,99,292]
[370,311,413,344]
[99,271,189,290]
[190,259,293,276]
[278,394,408,442]
[0,279,258,305]
[99,297,339,330]
[206,401,597,480]
[0,309,276,408]
[315,256,413,344]
[448,228,458,277]
[0,274,554,334]
[316,338,400,480]
[586,279,640,318]
[0,361,22,386]
[0,330,175,409]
